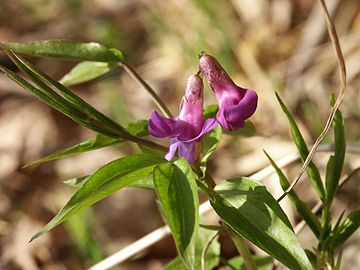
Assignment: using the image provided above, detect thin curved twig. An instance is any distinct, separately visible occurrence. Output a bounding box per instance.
[120,62,173,118]
[278,0,347,202]
[201,231,219,270]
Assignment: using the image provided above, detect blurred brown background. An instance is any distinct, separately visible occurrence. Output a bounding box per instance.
[0,0,360,269]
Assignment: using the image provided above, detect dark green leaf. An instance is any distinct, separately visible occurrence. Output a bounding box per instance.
[202,104,218,119]
[223,121,256,137]
[328,208,360,250]
[264,151,321,238]
[325,105,345,204]
[3,40,123,62]
[2,48,128,136]
[200,125,222,175]
[127,120,149,137]
[25,135,122,168]
[154,159,199,269]
[275,92,325,201]
[226,255,273,270]
[30,154,166,242]
[64,174,155,190]
[201,177,313,270]
[59,61,118,86]
[164,228,220,270]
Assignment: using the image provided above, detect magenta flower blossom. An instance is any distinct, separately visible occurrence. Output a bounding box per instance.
[199,52,258,131]
[148,74,217,163]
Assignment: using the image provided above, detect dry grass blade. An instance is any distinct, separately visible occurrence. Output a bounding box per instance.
[201,231,219,270]
[278,0,347,202]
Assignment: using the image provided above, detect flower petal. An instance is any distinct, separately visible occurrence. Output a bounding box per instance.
[148,111,177,138]
[223,89,258,131]
[180,118,218,143]
[165,139,179,161]
[178,142,196,164]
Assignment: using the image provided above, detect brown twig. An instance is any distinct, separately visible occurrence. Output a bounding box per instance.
[278,0,347,202]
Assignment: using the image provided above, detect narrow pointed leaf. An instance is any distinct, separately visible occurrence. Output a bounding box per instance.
[3,48,128,136]
[275,92,325,200]
[164,228,220,270]
[154,159,199,269]
[3,40,124,62]
[264,151,321,238]
[60,61,118,86]
[328,208,360,250]
[201,178,313,270]
[0,64,116,137]
[25,135,123,168]
[30,154,167,242]
[325,105,345,204]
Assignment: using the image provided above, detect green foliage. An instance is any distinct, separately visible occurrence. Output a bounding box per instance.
[164,228,220,270]
[30,154,166,242]
[264,151,321,238]
[226,255,273,270]
[325,103,345,204]
[2,40,124,62]
[275,92,325,201]
[154,159,199,270]
[328,208,360,250]
[25,135,122,168]
[60,61,118,86]
[200,125,222,175]
[199,178,313,270]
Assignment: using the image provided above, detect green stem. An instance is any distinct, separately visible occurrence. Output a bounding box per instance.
[120,62,173,118]
[227,226,257,270]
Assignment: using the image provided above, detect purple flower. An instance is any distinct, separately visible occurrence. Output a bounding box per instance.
[148,74,217,163]
[199,52,258,131]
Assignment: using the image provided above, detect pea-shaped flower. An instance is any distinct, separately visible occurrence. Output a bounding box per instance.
[148,74,217,163]
[199,52,258,131]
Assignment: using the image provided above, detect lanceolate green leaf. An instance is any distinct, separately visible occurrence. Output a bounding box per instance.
[3,48,128,136]
[30,154,167,242]
[275,92,325,201]
[60,61,118,86]
[264,151,321,238]
[154,159,199,269]
[201,178,313,270]
[24,135,123,168]
[164,228,220,270]
[2,40,124,62]
[325,106,345,204]
[328,208,360,250]
[0,64,116,137]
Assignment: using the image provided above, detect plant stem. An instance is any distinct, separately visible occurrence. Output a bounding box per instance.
[120,62,173,118]
[227,226,257,270]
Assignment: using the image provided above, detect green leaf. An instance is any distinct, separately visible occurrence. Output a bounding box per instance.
[200,125,222,175]
[328,208,360,250]
[223,121,256,137]
[126,120,149,137]
[2,47,128,136]
[325,105,345,204]
[3,40,124,62]
[226,255,273,270]
[154,159,199,269]
[201,177,313,270]
[64,174,155,190]
[164,228,220,270]
[30,154,166,242]
[275,92,325,201]
[25,135,122,168]
[59,61,118,86]
[264,151,321,238]
[202,104,218,119]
